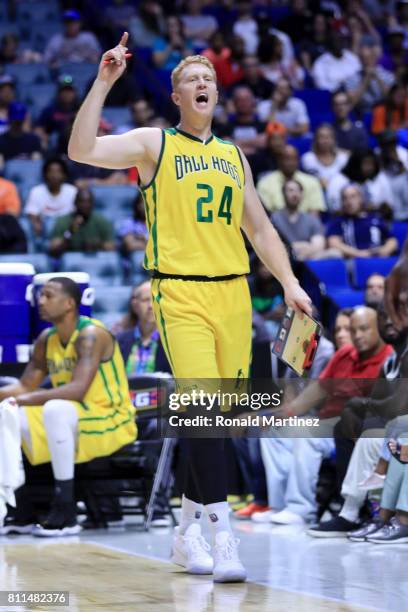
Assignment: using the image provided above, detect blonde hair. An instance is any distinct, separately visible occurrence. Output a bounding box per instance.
[171,55,217,91]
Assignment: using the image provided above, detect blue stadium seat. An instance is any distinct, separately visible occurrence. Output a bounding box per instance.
[16,2,60,23]
[59,251,124,287]
[93,286,131,315]
[5,63,51,88]
[287,135,313,156]
[0,253,50,274]
[23,83,57,120]
[353,257,398,289]
[392,221,408,253]
[90,185,138,221]
[328,288,365,309]
[103,107,132,130]
[4,159,43,202]
[29,23,63,53]
[293,89,332,114]
[304,259,349,292]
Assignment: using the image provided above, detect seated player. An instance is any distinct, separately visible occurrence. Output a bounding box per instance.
[0,277,136,537]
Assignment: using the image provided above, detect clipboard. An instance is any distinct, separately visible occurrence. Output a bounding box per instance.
[272,307,322,376]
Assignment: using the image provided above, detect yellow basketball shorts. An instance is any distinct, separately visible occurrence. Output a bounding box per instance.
[22,402,137,466]
[151,275,252,381]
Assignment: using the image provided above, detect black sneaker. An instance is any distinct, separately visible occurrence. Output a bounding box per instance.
[347,518,385,542]
[366,517,408,544]
[0,516,36,535]
[307,516,361,538]
[33,500,81,537]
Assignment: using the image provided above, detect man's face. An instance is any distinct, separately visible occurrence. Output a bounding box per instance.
[64,20,81,37]
[0,83,15,106]
[334,314,352,349]
[268,133,286,155]
[75,191,93,218]
[341,186,363,216]
[377,303,403,345]
[45,163,65,189]
[242,56,260,80]
[283,180,302,210]
[58,88,76,106]
[130,283,155,326]
[279,146,299,176]
[275,79,291,103]
[359,45,380,67]
[233,88,255,115]
[365,275,385,308]
[132,100,153,126]
[350,308,380,355]
[39,282,74,323]
[332,93,350,120]
[171,63,218,119]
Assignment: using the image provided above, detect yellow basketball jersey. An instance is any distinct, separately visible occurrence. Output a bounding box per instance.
[46,316,134,413]
[141,128,249,276]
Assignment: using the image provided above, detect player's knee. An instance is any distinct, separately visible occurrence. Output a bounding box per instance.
[43,400,77,426]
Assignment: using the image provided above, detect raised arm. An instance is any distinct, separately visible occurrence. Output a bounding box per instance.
[240,151,312,317]
[67,32,160,169]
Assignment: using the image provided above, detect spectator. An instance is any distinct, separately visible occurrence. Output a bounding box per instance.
[152,16,193,71]
[257,77,310,136]
[271,179,333,261]
[25,158,77,240]
[0,214,27,253]
[277,0,313,44]
[326,150,395,212]
[129,1,165,49]
[116,282,171,375]
[298,13,329,73]
[117,192,148,255]
[380,27,408,80]
[233,1,259,55]
[257,306,393,525]
[332,90,369,152]
[257,12,297,67]
[301,124,349,189]
[44,10,102,68]
[327,184,398,258]
[250,121,287,182]
[258,34,304,89]
[0,33,42,65]
[36,75,80,151]
[203,33,244,89]
[181,0,218,49]
[346,40,395,116]
[333,308,353,350]
[0,75,16,135]
[232,54,274,102]
[221,86,266,157]
[312,31,361,92]
[257,144,326,213]
[0,102,42,169]
[376,129,408,176]
[0,174,21,216]
[371,82,408,135]
[114,98,154,134]
[48,188,115,256]
[365,273,386,308]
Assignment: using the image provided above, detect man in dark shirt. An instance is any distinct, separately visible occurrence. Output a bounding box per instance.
[0,103,42,166]
[231,55,274,103]
[332,91,369,152]
[36,76,80,150]
[219,86,266,157]
[0,214,27,253]
[327,184,398,258]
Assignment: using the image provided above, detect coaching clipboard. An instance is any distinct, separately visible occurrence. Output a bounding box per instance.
[272,307,322,376]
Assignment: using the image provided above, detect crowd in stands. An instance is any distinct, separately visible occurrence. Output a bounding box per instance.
[1,0,408,537]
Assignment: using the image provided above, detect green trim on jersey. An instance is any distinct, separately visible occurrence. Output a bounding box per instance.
[141,129,166,191]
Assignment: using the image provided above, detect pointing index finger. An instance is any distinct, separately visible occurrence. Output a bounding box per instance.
[119,31,129,48]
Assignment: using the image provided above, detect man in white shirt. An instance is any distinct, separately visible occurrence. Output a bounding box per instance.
[257,78,310,136]
[312,32,361,92]
[44,9,101,68]
[25,158,77,241]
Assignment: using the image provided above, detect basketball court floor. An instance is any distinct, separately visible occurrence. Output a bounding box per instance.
[0,520,405,611]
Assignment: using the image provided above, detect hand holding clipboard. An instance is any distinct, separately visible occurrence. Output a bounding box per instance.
[272,307,322,377]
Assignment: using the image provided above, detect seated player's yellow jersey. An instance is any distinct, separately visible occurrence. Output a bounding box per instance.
[46,315,134,414]
[141,128,250,276]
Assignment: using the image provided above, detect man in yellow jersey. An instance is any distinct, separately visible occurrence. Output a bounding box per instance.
[0,277,136,537]
[68,33,312,583]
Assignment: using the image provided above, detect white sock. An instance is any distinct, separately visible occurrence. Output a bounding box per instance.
[42,400,78,481]
[339,496,361,523]
[205,501,233,538]
[179,495,204,535]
